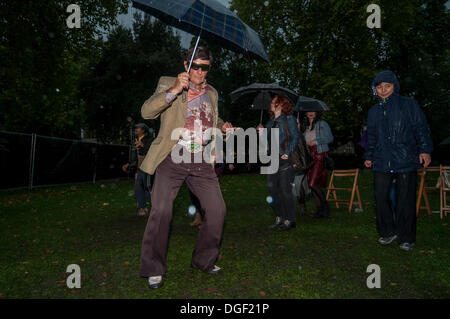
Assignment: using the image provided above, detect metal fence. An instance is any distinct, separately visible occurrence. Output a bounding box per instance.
[0,131,131,190]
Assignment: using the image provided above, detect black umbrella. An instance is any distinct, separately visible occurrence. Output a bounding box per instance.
[230,83,299,123]
[131,0,270,68]
[294,96,330,112]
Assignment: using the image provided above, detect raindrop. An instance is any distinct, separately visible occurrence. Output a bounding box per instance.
[264,1,269,6]
[128,190,134,197]
[187,205,197,216]
[266,196,274,204]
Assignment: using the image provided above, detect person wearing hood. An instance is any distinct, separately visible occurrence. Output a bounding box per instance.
[364,70,433,251]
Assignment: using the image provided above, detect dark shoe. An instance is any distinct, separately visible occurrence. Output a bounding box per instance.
[147,275,163,289]
[189,212,203,227]
[378,235,398,245]
[399,242,415,251]
[268,216,283,229]
[137,208,147,216]
[278,220,296,231]
[191,262,222,275]
[321,201,330,217]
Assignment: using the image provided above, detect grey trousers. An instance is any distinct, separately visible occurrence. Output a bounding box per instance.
[139,154,226,277]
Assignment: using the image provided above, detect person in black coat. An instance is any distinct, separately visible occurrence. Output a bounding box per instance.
[257,95,300,231]
[364,70,433,251]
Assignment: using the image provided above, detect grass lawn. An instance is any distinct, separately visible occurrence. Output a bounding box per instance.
[0,170,448,299]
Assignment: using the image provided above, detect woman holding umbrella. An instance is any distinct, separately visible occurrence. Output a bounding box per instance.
[301,111,334,218]
[257,95,300,231]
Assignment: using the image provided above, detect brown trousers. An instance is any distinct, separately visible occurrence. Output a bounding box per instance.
[139,154,226,277]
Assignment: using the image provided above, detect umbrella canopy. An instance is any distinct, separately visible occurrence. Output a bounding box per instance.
[294,96,330,112]
[230,83,299,110]
[131,0,269,62]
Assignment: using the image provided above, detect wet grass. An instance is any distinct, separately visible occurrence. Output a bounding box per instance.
[0,170,448,298]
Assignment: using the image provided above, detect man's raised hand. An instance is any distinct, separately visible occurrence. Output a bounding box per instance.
[169,72,189,94]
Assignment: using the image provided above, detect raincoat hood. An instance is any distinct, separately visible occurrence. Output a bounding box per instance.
[371,70,400,97]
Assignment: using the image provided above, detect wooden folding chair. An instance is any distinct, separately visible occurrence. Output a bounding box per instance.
[440,165,450,219]
[416,166,441,217]
[326,169,362,213]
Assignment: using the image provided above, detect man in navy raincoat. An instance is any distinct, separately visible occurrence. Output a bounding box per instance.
[364,70,433,251]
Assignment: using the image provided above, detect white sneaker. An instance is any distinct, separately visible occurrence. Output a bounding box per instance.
[378,235,397,245]
[399,242,415,251]
[147,275,163,289]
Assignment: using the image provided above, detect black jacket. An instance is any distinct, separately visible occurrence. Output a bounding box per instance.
[129,134,153,171]
[365,70,433,173]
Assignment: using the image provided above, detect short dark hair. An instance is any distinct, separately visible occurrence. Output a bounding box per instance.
[185,46,213,64]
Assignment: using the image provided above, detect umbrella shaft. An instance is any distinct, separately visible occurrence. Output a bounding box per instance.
[187,35,201,73]
[183,35,201,103]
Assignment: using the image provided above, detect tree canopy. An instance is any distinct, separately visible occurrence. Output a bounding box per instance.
[1,0,448,150]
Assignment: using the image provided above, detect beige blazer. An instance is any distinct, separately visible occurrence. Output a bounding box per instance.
[140,76,224,175]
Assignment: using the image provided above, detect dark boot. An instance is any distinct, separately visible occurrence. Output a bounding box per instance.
[311,187,329,218]
[278,219,296,231]
[298,201,308,216]
[269,216,283,229]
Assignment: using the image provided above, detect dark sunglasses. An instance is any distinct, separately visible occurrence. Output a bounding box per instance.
[190,63,210,72]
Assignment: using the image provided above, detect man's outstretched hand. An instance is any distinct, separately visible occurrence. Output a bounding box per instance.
[419,153,431,168]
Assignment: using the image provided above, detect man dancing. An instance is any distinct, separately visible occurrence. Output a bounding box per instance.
[139,46,234,289]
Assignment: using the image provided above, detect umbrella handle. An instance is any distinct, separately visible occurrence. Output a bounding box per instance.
[182,35,201,103]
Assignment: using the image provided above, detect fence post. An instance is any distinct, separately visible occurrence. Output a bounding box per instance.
[128,145,132,180]
[92,144,97,184]
[28,133,36,190]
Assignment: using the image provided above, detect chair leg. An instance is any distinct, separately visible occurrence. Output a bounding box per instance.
[348,175,357,213]
[423,188,431,216]
[356,185,362,210]
[332,185,339,209]
[326,176,332,201]
[416,172,425,216]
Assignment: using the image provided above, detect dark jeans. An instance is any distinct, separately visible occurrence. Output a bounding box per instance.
[373,171,417,244]
[267,160,296,222]
[139,154,226,277]
[135,169,151,209]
